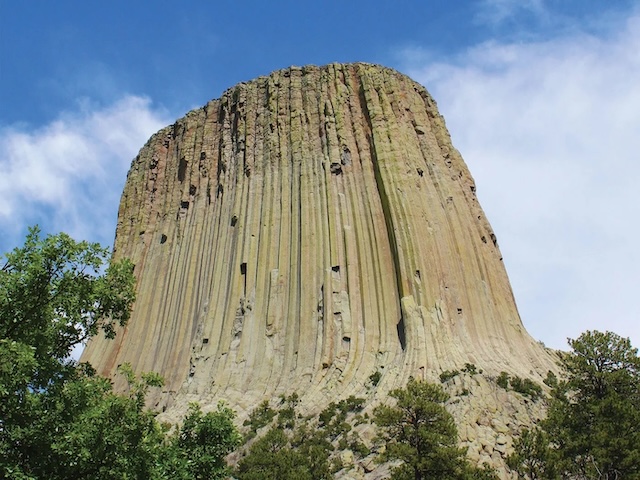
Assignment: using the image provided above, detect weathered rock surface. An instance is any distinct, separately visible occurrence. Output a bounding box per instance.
[81,63,557,475]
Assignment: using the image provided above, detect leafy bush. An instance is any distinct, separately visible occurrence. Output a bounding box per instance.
[235,427,331,480]
[440,369,460,382]
[161,402,241,480]
[340,395,365,413]
[543,370,558,388]
[462,363,478,375]
[317,396,365,440]
[243,400,276,440]
[510,376,543,400]
[495,372,542,400]
[276,393,299,429]
[496,371,510,389]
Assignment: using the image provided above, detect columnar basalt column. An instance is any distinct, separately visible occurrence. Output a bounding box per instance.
[82,63,556,419]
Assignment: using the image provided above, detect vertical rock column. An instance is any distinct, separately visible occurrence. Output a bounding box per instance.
[81,63,555,414]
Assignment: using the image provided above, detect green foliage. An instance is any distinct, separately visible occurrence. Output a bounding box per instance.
[510,376,543,400]
[237,393,368,479]
[0,228,138,479]
[462,363,478,375]
[506,428,557,480]
[543,370,558,388]
[495,372,542,400]
[440,369,460,383]
[159,403,241,480]
[345,430,370,457]
[277,392,300,429]
[496,371,510,389]
[340,395,366,413]
[48,368,166,479]
[243,400,277,440]
[0,227,136,390]
[369,370,382,386]
[0,362,169,479]
[508,331,640,479]
[236,427,324,480]
[441,364,481,384]
[544,331,640,479]
[0,229,241,479]
[118,362,165,404]
[318,396,365,440]
[236,423,334,480]
[373,378,497,480]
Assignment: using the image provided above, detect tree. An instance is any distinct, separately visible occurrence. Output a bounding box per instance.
[235,395,336,480]
[508,331,640,479]
[164,402,241,480]
[44,364,166,479]
[235,427,320,480]
[0,226,135,387]
[0,227,241,479]
[506,428,557,480]
[373,378,497,480]
[0,227,137,478]
[548,331,640,479]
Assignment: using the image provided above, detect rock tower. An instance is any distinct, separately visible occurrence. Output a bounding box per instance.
[82,64,556,468]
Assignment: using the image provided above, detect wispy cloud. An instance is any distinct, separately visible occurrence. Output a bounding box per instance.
[399,12,640,349]
[475,0,547,26]
[0,96,170,252]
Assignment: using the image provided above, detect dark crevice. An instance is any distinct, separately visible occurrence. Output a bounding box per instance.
[330,162,343,175]
[358,76,406,351]
[240,262,247,296]
[178,157,187,182]
[397,320,406,350]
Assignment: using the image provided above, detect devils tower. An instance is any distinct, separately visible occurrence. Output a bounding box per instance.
[82,63,556,469]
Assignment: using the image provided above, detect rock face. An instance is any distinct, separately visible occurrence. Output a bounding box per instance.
[82,63,556,472]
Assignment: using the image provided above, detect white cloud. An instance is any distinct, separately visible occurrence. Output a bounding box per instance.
[476,0,547,26]
[401,13,640,349]
[0,96,169,252]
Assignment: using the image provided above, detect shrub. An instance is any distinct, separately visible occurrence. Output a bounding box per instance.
[369,370,382,386]
[462,363,478,375]
[496,371,510,389]
[440,369,460,383]
[510,376,543,400]
[543,370,558,388]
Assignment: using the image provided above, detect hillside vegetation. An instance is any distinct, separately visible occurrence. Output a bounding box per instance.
[1,230,638,479]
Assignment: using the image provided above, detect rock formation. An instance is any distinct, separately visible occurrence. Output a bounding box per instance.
[81,62,557,474]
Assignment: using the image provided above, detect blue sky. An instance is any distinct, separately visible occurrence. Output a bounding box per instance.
[1,0,639,351]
